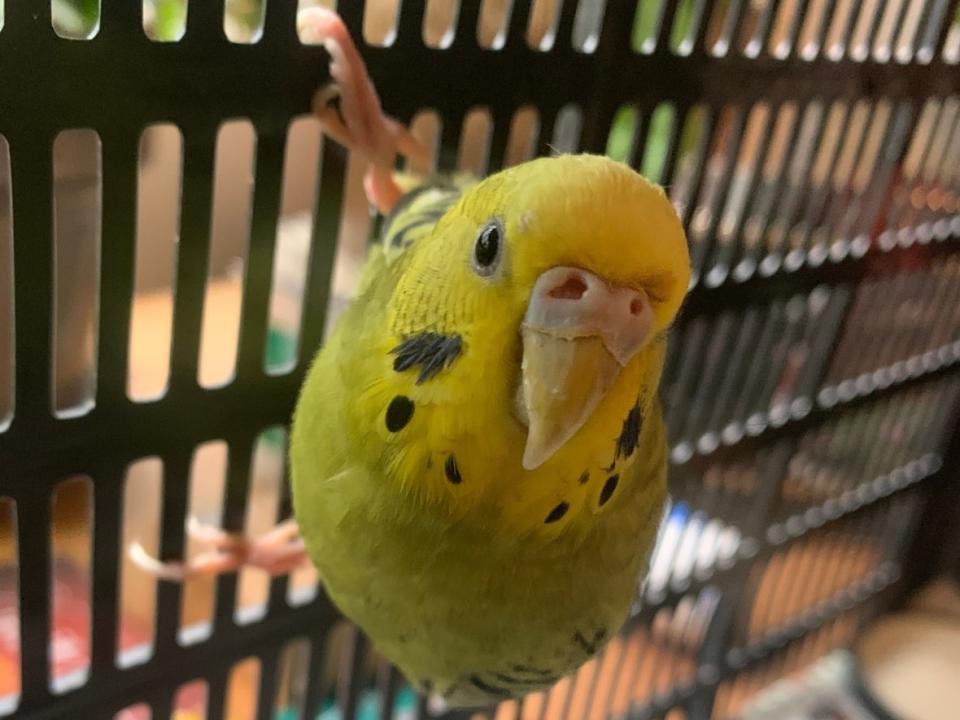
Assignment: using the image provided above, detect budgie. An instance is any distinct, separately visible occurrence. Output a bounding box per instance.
[132,7,690,708]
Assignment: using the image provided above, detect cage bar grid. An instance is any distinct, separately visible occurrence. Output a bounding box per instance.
[1,1,960,719]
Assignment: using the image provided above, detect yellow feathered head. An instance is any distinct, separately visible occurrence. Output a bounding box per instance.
[388,155,689,476]
[364,154,692,530]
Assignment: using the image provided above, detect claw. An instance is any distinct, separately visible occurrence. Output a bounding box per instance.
[128,518,310,583]
[245,520,309,576]
[298,6,430,214]
[129,541,193,582]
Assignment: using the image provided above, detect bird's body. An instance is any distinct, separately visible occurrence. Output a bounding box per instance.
[124,14,689,706]
[291,399,666,704]
[290,155,689,706]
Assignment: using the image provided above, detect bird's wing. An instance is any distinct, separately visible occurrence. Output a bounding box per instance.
[379,177,471,265]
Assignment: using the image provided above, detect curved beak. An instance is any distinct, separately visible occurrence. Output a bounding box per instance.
[517,267,655,470]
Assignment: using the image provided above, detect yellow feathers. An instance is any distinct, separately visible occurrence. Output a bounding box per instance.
[370,155,688,525]
[291,153,690,706]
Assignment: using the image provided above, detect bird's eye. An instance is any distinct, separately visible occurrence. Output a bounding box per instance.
[473,219,503,276]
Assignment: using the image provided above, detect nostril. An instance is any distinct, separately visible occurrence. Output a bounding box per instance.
[549,275,588,300]
[629,296,645,316]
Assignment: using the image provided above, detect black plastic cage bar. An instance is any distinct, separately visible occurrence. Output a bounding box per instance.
[1,1,959,719]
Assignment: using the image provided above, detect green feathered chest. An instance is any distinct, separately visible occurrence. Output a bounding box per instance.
[291,374,668,706]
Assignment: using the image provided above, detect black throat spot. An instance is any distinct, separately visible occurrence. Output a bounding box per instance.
[385,396,415,432]
[615,404,643,460]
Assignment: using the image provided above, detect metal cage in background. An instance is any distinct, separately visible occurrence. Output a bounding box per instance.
[1,1,960,719]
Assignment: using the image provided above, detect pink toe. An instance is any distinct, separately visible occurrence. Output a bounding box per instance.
[364,171,403,214]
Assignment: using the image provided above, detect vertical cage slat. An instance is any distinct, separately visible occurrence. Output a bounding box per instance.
[261,0,301,47]
[95,131,139,409]
[297,137,348,364]
[7,130,55,437]
[88,466,123,676]
[151,449,192,660]
[506,0,536,48]
[927,0,960,58]
[181,0,227,46]
[211,430,256,632]
[13,486,52,711]
[204,662,232,720]
[254,644,281,720]
[96,1,145,38]
[555,0,581,52]
[165,124,215,397]
[338,627,370,720]
[302,627,334,720]
[235,127,284,382]
[396,0,428,45]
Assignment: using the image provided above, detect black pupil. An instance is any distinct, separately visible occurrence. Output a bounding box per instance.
[475,224,500,267]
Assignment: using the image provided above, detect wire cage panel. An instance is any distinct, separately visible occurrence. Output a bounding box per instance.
[0,1,959,719]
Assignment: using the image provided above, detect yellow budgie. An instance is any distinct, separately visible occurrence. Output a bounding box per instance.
[131,8,690,708]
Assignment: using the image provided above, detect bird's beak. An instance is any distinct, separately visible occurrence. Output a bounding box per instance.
[516,267,655,470]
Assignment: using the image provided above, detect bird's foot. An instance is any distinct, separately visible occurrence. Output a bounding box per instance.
[129,517,309,582]
[297,6,429,214]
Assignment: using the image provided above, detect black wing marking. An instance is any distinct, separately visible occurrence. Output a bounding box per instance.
[380,182,462,261]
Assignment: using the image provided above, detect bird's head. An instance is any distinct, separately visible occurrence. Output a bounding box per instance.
[381,154,689,525]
